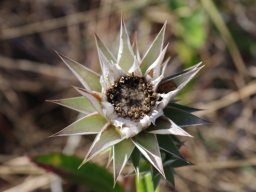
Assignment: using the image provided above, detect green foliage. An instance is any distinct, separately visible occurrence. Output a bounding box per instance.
[179,10,207,49]
[32,154,124,192]
[167,0,208,67]
[176,41,198,66]
[167,0,186,10]
[164,106,208,127]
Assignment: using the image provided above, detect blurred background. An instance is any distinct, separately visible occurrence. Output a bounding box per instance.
[0,0,256,191]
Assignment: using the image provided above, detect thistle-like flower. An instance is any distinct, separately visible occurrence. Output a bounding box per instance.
[50,20,205,184]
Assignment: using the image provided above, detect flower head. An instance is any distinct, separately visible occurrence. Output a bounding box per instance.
[50,19,205,183]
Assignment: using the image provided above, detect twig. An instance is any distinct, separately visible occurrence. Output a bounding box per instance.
[196,80,256,114]
[179,158,256,170]
[0,1,146,40]
[0,166,45,175]
[3,174,53,192]
[200,0,248,78]
[0,10,95,40]
[0,56,73,80]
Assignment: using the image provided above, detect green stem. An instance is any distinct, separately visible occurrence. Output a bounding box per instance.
[135,172,159,192]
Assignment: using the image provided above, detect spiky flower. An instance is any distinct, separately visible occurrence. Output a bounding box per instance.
[50,20,205,184]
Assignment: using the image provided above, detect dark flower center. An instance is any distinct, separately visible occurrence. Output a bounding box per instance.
[106,75,157,120]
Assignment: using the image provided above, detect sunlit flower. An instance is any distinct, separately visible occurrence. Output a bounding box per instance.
[50,20,205,184]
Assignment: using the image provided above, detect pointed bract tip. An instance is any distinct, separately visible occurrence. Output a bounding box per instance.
[196,61,204,69]
[53,49,59,55]
[54,51,74,66]
[49,132,61,138]
[161,20,167,32]
[45,99,58,103]
[94,33,100,44]
[120,14,125,24]
[162,20,167,30]
[45,99,66,105]
[54,50,64,59]
[78,160,87,169]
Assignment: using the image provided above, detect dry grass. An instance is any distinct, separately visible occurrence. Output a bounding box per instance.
[0,0,255,191]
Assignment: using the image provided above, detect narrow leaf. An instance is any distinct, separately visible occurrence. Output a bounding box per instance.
[164,167,175,187]
[132,32,141,62]
[164,106,208,127]
[130,147,141,170]
[51,113,107,137]
[132,133,165,178]
[162,62,202,81]
[149,117,192,137]
[157,135,183,160]
[81,125,123,165]
[74,87,103,115]
[32,154,123,192]
[56,52,101,92]
[163,159,192,168]
[117,20,135,72]
[170,63,203,88]
[158,63,203,106]
[145,44,169,79]
[140,21,167,74]
[97,48,123,88]
[161,62,203,93]
[113,139,135,181]
[152,168,161,190]
[152,57,170,90]
[48,96,96,114]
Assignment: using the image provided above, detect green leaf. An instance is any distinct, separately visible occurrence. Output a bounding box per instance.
[132,133,165,177]
[48,96,96,114]
[51,113,107,137]
[113,139,135,181]
[164,167,175,187]
[140,22,167,74]
[160,62,203,100]
[164,159,192,168]
[149,117,192,137]
[117,19,135,73]
[56,52,101,92]
[32,154,123,192]
[74,87,103,115]
[164,106,208,127]
[163,62,202,81]
[130,147,141,169]
[157,135,183,160]
[179,10,207,49]
[82,125,123,165]
[145,45,168,79]
[152,168,161,190]
[169,135,183,146]
[162,62,203,90]
[97,46,124,87]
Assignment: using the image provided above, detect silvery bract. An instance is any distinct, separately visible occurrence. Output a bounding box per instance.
[50,20,205,184]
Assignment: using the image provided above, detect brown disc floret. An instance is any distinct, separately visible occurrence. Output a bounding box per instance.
[106,75,157,120]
